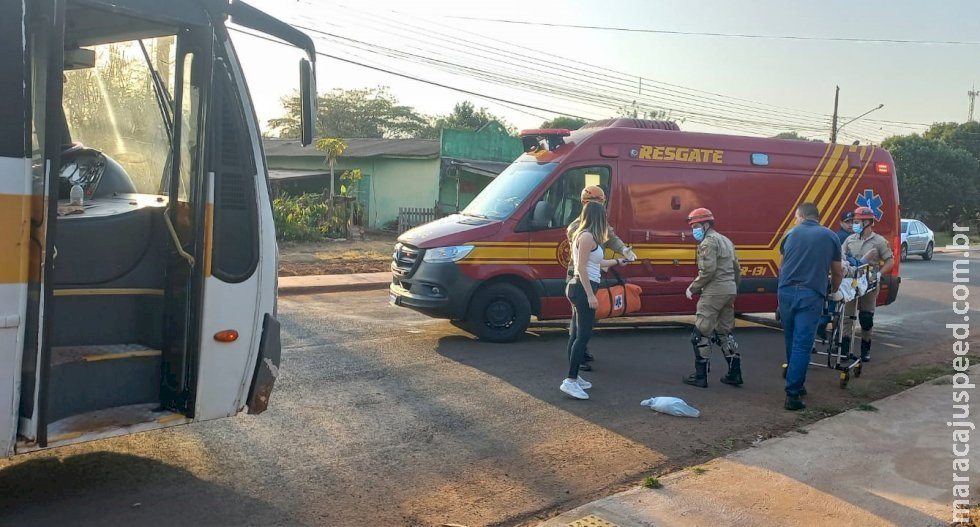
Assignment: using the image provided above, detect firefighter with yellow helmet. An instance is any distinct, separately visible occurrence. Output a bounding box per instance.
[683,207,743,388]
[565,185,636,370]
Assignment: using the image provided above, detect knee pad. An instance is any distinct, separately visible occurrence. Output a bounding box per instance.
[691,328,710,357]
[859,311,874,331]
[718,333,738,357]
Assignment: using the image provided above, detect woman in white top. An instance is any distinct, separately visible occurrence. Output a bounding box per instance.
[561,201,627,400]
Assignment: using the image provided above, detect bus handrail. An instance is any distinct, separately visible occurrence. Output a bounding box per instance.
[163,208,196,267]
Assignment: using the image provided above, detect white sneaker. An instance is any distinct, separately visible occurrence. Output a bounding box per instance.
[560,379,589,399]
[576,376,592,390]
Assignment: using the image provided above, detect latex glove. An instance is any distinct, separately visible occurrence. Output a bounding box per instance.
[846,255,862,267]
[685,287,694,300]
[623,246,637,262]
[829,291,843,301]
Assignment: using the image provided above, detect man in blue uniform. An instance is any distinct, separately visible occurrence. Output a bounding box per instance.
[837,211,855,245]
[816,210,855,340]
[778,203,843,411]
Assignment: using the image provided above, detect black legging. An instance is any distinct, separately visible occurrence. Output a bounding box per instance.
[566,279,599,379]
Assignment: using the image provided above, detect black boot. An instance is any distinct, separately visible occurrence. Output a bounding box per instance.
[842,339,856,361]
[860,340,871,362]
[784,394,806,411]
[721,355,743,386]
[683,358,709,388]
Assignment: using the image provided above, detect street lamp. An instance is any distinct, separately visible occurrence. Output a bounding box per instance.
[833,103,884,143]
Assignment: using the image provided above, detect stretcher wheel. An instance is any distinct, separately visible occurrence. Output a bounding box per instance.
[781,363,788,379]
[854,363,862,377]
[839,371,850,389]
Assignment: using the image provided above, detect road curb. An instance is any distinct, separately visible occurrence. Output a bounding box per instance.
[277,272,391,296]
[278,281,389,296]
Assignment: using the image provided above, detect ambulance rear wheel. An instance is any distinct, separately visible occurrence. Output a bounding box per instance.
[467,282,530,343]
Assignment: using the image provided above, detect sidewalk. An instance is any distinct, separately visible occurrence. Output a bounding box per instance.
[277,271,390,296]
[539,367,973,527]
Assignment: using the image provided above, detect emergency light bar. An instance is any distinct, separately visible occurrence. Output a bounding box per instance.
[520,128,571,153]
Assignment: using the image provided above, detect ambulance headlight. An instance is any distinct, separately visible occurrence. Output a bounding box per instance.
[423,245,474,263]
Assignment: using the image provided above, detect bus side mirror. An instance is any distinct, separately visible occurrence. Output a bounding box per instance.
[299,58,316,146]
[530,201,554,229]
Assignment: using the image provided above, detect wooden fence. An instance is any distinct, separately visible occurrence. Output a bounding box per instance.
[398,207,437,234]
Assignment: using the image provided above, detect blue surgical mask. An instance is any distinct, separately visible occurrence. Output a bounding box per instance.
[692,227,705,241]
[852,222,863,235]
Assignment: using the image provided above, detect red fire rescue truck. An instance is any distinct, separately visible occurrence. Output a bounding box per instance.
[390,119,901,342]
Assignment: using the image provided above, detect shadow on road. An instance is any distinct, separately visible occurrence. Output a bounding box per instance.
[0,452,295,526]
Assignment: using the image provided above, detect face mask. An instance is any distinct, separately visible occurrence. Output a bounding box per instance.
[852,222,863,235]
[692,227,705,241]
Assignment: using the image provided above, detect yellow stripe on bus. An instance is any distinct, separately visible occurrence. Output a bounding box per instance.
[53,288,165,297]
[0,194,31,285]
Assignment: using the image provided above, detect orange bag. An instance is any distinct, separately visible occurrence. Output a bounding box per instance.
[595,270,643,319]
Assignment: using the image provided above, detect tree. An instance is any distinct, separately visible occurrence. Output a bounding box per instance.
[431,101,512,133]
[540,116,588,130]
[268,86,432,139]
[924,121,980,162]
[882,134,980,230]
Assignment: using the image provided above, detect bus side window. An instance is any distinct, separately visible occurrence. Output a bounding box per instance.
[209,60,258,282]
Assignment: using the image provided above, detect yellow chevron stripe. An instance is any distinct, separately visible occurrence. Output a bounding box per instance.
[770,144,842,246]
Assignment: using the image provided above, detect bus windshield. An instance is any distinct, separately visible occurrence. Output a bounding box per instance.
[462,162,556,220]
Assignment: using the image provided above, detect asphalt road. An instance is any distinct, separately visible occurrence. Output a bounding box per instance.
[0,252,972,526]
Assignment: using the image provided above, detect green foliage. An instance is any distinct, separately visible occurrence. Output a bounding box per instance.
[924,121,980,163]
[432,101,513,134]
[272,192,351,241]
[642,476,663,489]
[268,86,433,139]
[269,91,516,140]
[540,116,588,130]
[882,134,980,229]
[315,137,347,161]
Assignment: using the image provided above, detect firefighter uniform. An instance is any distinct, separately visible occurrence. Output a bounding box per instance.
[841,231,893,358]
[683,207,742,388]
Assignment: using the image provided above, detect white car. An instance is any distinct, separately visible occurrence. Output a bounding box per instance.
[900,219,935,261]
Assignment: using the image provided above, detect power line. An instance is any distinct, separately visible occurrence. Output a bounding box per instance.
[436,15,980,46]
[229,27,600,121]
[363,6,927,135]
[298,9,852,136]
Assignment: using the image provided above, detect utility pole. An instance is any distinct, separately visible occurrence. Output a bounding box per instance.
[969,86,979,122]
[830,85,840,143]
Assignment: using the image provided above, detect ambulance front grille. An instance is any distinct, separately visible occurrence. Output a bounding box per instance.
[391,243,421,277]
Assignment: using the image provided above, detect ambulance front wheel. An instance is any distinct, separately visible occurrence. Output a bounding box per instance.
[466,282,531,343]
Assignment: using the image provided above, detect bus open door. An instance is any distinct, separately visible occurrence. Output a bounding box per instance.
[0,0,317,458]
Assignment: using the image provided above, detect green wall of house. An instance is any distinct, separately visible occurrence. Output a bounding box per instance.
[267,155,440,229]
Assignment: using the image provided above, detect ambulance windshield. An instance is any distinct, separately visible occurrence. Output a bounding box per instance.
[462,162,556,220]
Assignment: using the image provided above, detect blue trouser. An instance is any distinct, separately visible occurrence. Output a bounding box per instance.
[779,286,824,396]
[566,279,598,379]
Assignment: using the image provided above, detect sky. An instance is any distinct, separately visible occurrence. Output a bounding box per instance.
[231,0,980,143]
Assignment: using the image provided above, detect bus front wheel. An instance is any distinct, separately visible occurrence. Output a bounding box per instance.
[466,282,531,343]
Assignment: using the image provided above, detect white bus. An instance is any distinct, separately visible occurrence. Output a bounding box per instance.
[0,0,317,457]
